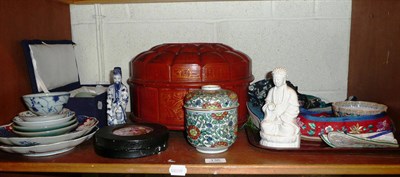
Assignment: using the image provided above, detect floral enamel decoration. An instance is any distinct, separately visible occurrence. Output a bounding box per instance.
[184,85,239,154]
[187,125,201,140]
[349,123,364,134]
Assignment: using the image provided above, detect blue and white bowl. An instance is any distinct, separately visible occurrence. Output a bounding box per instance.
[22,92,70,116]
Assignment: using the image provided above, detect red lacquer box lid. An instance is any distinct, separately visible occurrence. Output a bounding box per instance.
[129,43,254,130]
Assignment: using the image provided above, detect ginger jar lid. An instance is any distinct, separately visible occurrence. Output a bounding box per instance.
[184,85,239,110]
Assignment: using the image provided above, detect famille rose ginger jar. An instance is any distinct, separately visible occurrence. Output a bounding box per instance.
[184,85,238,154]
[128,43,253,130]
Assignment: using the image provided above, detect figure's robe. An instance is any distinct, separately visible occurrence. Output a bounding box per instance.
[260,85,299,143]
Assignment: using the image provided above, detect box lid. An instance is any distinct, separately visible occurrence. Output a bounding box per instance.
[22,40,80,93]
[129,43,253,85]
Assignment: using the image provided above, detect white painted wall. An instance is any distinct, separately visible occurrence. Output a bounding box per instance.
[70,0,352,111]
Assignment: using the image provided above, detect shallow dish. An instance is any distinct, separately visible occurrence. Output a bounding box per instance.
[18,108,73,122]
[12,117,76,132]
[13,113,75,128]
[0,127,98,156]
[22,92,70,116]
[321,131,399,148]
[0,115,98,146]
[12,120,78,137]
[332,101,388,117]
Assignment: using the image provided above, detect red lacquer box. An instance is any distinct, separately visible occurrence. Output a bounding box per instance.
[129,43,254,130]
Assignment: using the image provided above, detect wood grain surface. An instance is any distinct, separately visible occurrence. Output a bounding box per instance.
[1,130,400,175]
[348,0,400,130]
[0,0,71,125]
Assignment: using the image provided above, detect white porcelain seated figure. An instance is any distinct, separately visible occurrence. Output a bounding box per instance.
[259,67,301,148]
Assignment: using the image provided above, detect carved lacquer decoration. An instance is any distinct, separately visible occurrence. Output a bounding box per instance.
[159,89,188,123]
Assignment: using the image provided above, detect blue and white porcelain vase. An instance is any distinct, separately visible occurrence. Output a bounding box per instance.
[184,85,239,154]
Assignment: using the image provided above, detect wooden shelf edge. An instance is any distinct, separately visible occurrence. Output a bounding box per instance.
[63,0,247,4]
[55,0,75,4]
[2,163,400,175]
[2,131,400,175]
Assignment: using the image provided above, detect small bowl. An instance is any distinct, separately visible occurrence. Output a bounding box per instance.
[22,92,70,116]
[332,101,388,117]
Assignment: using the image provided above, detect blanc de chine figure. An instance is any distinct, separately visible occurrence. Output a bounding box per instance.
[259,67,301,148]
[107,67,129,126]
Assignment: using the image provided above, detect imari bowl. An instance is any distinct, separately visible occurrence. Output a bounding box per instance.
[184,85,239,154]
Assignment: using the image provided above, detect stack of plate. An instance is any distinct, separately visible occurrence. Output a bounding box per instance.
[0,109,98,157]
[12,109,78,137]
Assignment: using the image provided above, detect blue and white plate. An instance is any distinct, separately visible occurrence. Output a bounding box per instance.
[18,108,74,122]
[0,127,98,156]
[321,131,399,148]
[0,115,98,146]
